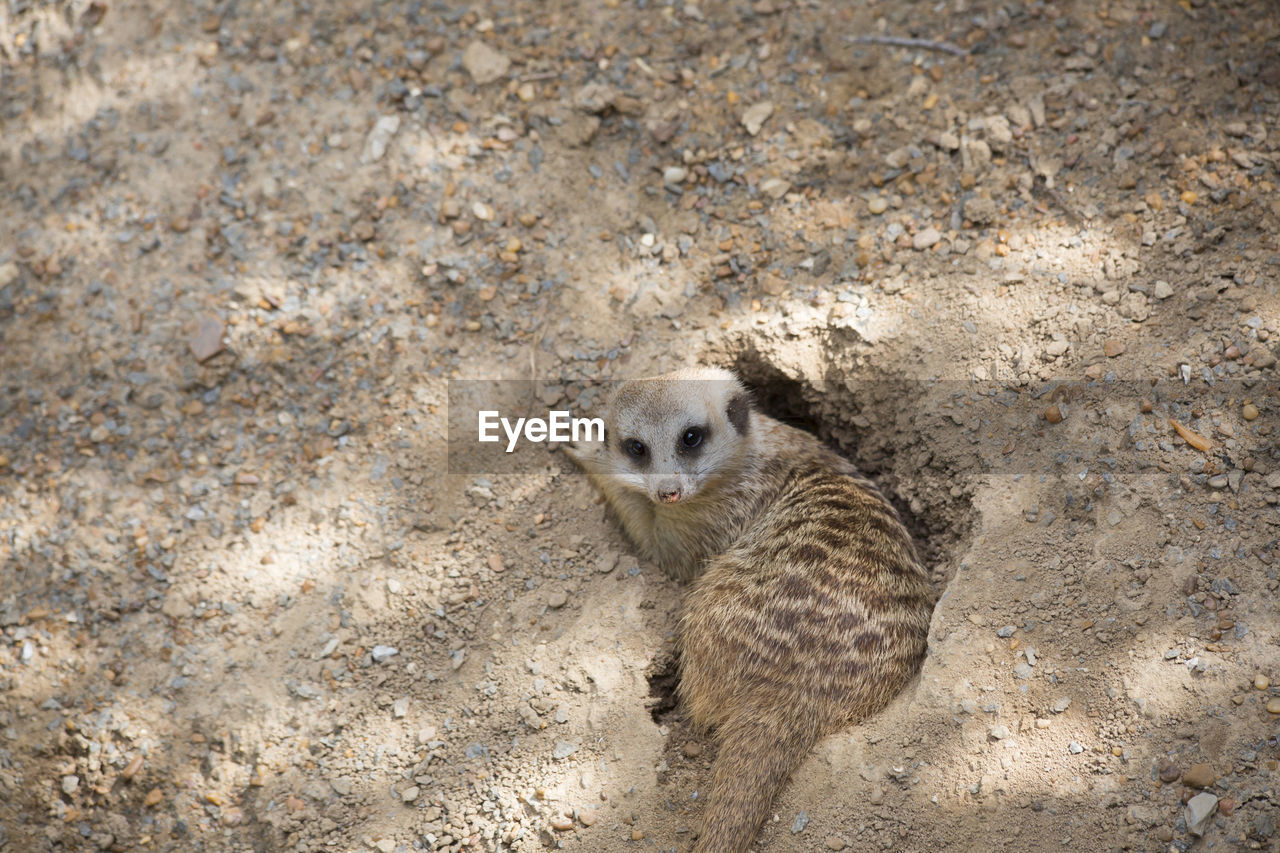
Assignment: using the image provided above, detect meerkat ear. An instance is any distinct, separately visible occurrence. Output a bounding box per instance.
[726,389,752,434]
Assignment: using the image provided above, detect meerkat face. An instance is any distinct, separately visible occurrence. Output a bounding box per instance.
[606,368,753,505]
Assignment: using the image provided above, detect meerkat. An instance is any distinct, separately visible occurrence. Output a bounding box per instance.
[567,366,933,853]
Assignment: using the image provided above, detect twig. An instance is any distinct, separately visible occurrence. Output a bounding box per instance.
[846,34,969,57]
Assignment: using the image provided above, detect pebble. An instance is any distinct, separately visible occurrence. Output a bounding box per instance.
[1181,763,1215,789]
[1068,741,1084,754]
[375,839,396,853]
[122,755,144,780]
[0,261,18,288]
[1045,340,1069,357]
[1043,405,1063,424]
[1243,403,1259,421]
[144,788,163,806]
[361,115,400,164]
[552,740,578,759]
[912,227,941,250]
[1186,792,1218,837]
[462,40,510,84]
[1051,697,1071,713]
[331,778,353,796]
[963,197,997,225]
[550,816,574,831]
[825,837,848,850]
[1152,279,1173,299]
[791,811,809,833]
[760,178,791,199]
[393,697,409,718]
[61,775,80,795]
[578,808,598,826]
[663,166,687,186]
[989,725,1010,740]
[189,316,225,362]
[742,101,774,136]
[371,645,399,663]
[1157,761,1180,783]
[1102,340,1126,357]
[1267,697,1280,714]
[400,785,419,803]
[547,590,569,609]
[867,196,888,215]
[1256,674,1271,690]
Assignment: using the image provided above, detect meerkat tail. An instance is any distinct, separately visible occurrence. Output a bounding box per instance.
[694,704,824,853]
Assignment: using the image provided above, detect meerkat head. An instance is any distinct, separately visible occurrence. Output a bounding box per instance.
[603,366,754,505]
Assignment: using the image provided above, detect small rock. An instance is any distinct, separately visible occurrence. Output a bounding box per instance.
[578,808,598,826]
[371,645,399,663]
[361,115,401,164]
[825,837,848,851]
[61,775,80,795]
[1068,741,1084,754]
[867,196,888,215]
[400,785,419,803]
[189,316,225,362]
[1051,697,1071,713]
[0,261,18,288]
[1243,403,1259,421]
[989,725,1010,740]
[330,778,352,796]
[912,227,941,250]
[662,166,687,186]
[791,811,809,833]
[742,101,774,136]
[549,815,574,831]
[1157,761,1180,783]
[393,697,409,718]
[1103,340,1126,357]
[760,178,791,199]
[1045,339,1069,357]
[1249,346,1277,369]
[375,840,396,853]
[1185,792,1218,837]
[1256,674,1271,690]
[1153,279,1174,299]
[1266,697,1280,714]
[462,40,510,85]
[1043,405,1064,424]
[963,197,997,225]
[1181,763,1215,789]
[547,591,569,609]
[552,740,578,759]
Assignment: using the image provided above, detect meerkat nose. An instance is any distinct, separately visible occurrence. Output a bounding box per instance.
[659,488,682,503]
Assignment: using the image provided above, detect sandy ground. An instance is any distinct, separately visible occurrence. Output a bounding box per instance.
[2,1,1279,852]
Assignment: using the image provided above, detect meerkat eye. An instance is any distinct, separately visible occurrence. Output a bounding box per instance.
[625,439,647,458]
[681,427,704,449]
